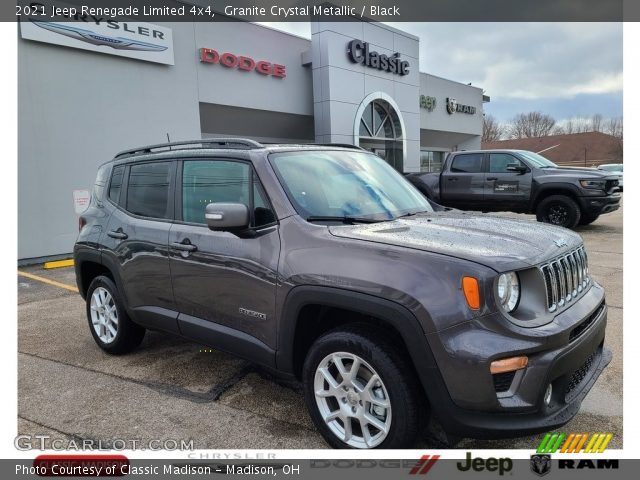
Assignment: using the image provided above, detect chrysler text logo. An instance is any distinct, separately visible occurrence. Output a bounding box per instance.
[30,20,168,51]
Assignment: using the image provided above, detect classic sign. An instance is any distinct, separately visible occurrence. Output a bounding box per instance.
[347,39,409,76]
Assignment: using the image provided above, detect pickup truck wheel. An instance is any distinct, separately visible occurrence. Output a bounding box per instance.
[535,195,581,229]
[578,213,600,226]
[303,325,422,449]
[86,276,145,354]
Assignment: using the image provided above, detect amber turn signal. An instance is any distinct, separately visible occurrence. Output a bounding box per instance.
[462,276,481,310]
[490,356,529,374]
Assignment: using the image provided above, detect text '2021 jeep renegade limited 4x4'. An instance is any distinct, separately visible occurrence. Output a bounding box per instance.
[75,139,611,449]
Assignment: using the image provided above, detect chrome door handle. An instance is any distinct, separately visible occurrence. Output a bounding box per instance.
[171,241,197,253]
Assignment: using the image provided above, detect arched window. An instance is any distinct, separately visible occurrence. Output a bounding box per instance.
[357,98,404,171]
[358,100,402,141]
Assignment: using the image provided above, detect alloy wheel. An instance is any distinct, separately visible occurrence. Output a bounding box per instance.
[90,287,118,344]
[313,352,392,448]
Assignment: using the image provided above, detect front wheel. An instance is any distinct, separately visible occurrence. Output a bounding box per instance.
[302,325,424,449]
[535,195,581,229]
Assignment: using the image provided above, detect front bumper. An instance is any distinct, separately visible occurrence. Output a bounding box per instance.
[578,193,621,216]
[424,283,611,439]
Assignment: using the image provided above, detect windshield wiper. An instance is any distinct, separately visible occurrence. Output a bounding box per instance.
[306,215,386,224]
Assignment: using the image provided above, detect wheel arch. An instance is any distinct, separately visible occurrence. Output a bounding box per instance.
[531,183,582,211]
[276,286,443,401]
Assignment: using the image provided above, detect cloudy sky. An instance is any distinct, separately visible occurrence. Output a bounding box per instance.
[262,22,623,123]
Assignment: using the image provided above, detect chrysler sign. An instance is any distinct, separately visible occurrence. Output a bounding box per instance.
[19,3,174,65]
[347,40,409,76]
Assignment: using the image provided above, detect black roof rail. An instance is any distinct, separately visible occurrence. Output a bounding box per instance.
[312,143,366,151]
[114,138,264,159]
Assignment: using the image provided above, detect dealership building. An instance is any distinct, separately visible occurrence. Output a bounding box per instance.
[18,18,487,261]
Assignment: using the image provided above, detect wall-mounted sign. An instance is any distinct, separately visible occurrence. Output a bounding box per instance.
[419,95,437,112]
[446,97,476,115]
[199,48,286,78]
[72,190,90,215]
[20,18,174,65]
[347,40,409,76]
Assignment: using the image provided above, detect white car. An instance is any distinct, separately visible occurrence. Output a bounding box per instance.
[599,163,623,191]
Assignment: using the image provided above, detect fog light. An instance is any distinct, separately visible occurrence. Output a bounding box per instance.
[544,384,553,406]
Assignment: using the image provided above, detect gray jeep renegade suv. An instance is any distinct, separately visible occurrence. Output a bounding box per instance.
[74,139,611,449]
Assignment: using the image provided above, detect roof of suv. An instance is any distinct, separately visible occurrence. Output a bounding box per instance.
[112,138,366,162]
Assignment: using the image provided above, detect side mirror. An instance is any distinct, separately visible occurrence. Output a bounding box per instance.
[506,164,528,174]
[205,203,249,231]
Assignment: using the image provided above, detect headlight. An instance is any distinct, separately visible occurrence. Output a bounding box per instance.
[497,272,520,312]
[580,179,606,190]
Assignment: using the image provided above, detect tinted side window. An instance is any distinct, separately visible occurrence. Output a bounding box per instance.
[450,154,483,173]
[182,160,275,227]
[489,153,525,173]
[108,165,125,204]
[126,162,171,219]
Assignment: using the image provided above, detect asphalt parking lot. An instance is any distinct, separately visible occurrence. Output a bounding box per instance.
[17,206,623,450]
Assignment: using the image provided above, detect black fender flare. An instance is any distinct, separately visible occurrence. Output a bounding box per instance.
[530,182,583,211]
[275,286,449,404]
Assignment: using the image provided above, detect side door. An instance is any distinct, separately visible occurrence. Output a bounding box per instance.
[168,158,280,365]
[440,152,486,208]
[101,160,179,334]
[484,152,532,210]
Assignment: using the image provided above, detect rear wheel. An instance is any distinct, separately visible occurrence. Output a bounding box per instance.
[303,325,423,449]
[536,195,581,229]
[86,275,145,354]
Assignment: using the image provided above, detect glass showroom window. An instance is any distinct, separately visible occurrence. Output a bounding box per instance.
[358,99,403,172]
[420,151,445,172]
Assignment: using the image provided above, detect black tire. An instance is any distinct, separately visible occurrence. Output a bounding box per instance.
[535,195,582,229]
[85,275,145,354]
[302,324,424,449]
[578,213,600,226]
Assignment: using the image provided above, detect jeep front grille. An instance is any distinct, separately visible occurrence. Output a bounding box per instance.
[540,246,590,312]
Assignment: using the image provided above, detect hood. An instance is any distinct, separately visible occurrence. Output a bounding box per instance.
[540,166,611,178]
[329,212,583,272]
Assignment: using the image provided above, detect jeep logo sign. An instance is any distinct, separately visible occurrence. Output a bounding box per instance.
[199,48,286,78]
[347,39,409,76]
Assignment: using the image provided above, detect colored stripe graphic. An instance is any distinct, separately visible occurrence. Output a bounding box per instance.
[537,432,613,453]
[409,455,440,475]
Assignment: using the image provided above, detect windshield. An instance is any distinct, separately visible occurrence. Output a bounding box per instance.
[517,151,558,168]
[599,164,623,172]
[270,150,433,221]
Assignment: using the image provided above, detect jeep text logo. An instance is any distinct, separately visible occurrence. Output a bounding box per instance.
[457,452,512,475]
[200,48,286,78]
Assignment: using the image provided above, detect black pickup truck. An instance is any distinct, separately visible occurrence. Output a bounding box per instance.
[406,149,621,228]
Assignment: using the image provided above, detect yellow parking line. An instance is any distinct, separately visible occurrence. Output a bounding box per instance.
[17,270,79,293]
[43,259,74,269]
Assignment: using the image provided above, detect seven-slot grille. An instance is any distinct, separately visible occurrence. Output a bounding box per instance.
[540,246,590,312]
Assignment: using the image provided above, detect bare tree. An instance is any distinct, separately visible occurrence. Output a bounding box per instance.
[590,114,603,132]
[508,112,557,139]
[482,114,504,142]
[605,117,623,139]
